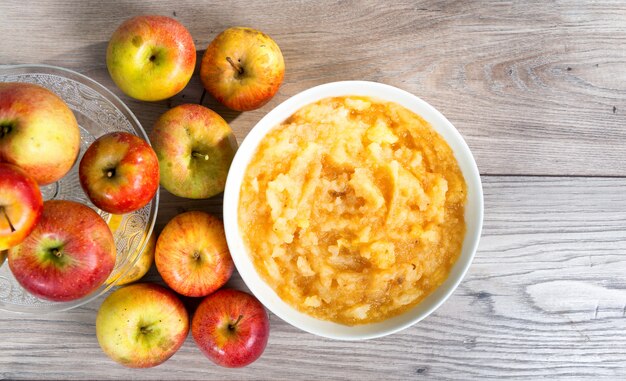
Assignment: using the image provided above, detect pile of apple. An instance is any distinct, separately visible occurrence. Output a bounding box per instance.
[0,81,155,302]
[1,14,286,369]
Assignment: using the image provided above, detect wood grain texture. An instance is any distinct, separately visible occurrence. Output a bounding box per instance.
[2,177,626,380]
[1,0,626,176]
[1,0,626,379]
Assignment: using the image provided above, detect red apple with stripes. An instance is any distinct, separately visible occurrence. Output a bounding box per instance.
[155,211,233,297]
[200,27,285,111]
[79,131,159,214]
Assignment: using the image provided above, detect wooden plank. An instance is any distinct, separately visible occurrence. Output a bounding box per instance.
[1,176,626,380]
[1,1,626,176]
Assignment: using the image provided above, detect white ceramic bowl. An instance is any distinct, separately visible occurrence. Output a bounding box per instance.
[223,81,483,340]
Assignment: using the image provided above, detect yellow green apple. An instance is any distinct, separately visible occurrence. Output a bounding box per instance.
[200,27,285,111]
[116,231,156,286]
[0,82,80,185]
[150,104,237,199]
[96,283,189,368]
[106,15,196,101]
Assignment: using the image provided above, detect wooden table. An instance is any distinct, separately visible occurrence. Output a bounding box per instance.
[2,1,626,379]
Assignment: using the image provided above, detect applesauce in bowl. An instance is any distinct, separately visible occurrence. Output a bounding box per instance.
[239,96,466,325]
[224,81,483,339]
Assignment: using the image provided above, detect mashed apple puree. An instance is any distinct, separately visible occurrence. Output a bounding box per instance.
[238,96,467,325]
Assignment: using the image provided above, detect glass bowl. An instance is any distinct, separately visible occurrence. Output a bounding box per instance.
[0,64,158,314]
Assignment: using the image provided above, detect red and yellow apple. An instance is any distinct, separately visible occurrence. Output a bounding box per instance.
[0,82,80,185]
[115,231,156,286]
[155,211,233,297]
[192,289,270,368]
[150,104,236,199]
[8,200,116,302]
[106,15,196,101]
[200,27,285,111]
[0,163,43,251]
[96,283,189,368]
[79,131,159,214]
[105,215,155,285]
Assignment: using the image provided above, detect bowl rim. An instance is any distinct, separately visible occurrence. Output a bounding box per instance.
[0,64,158,314]
[223,80,483,340]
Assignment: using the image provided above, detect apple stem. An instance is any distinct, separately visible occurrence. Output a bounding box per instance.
[192,251,201,261]
[192,152,209,161]
[226,57,244,75]
[51,248,62,258]
[0,207,16,233]
[0,124,11,138]
[228,314,244,331]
